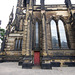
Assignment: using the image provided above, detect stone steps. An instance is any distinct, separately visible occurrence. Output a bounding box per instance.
[32,65,41,69]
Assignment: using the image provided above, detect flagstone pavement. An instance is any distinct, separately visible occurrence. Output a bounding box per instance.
[0,62,75,75]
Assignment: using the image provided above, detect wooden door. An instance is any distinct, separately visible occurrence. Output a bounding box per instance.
[34,52,40,65]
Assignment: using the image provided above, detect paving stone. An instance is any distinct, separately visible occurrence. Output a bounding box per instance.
[0,62,75,75]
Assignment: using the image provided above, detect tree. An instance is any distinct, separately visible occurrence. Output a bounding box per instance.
[0,28,5,50]
[0,28,5,41]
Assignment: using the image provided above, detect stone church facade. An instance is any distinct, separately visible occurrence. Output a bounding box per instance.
[0,0,75,69]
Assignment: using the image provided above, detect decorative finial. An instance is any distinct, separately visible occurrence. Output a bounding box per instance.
[65,0,72,9]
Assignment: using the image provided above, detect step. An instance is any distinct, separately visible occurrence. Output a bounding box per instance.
[32,66,41,69]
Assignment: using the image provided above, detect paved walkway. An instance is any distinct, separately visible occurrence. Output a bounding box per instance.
[0,62,75,75]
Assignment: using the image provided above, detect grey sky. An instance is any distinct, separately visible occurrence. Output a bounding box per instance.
[0,0,75,29]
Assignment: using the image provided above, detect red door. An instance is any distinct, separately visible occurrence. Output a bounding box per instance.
[34,52,40,65]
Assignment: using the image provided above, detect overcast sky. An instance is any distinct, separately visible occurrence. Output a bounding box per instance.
[0,0,75,30]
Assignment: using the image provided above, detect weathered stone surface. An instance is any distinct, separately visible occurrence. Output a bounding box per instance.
[1,0,75,68]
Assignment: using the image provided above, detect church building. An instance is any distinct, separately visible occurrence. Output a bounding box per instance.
[0,0,75,69]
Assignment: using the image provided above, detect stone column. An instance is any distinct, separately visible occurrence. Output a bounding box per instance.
[42,13,48,56]
[22,14,33,69]
[39,21,42,50]
[41,14,52,69]
[22,15,33,69]
[46,22,52,50]
[56,22,61,48]
[66,20,75,49]
[32,21,35,50]
[22,2,29,55]
[26,17,32,56]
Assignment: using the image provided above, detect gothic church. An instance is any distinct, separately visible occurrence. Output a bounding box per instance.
[0,0,75,69]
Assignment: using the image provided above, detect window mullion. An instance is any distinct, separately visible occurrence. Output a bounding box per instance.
[49,23,52,49]
[51,20,59,49]
[15,39,18,50]
[56,22,61,48]
[58,20,68,49]
[17,39,20,50]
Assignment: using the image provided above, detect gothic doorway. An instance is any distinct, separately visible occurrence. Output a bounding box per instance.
[34,51,40,65]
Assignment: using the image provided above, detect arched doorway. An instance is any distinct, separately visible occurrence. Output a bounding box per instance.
[34,21,40,65]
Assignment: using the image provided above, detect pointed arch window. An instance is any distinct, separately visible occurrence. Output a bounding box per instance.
[18,39,21,50]
[58,20,68,48]
[51,20,59,49]
[20,39,23,50]
[15,39,18,50]
[15,39,23,50]
[35,21,39,48]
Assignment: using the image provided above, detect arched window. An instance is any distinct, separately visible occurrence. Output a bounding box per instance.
[36,21,39,48]
[21,39,23,50]
[18,39,23,50]
[15,39,18,50]
[18,39,21,50]
[15,39,23,50]
[51,20,59,49]
[58,20,68,48]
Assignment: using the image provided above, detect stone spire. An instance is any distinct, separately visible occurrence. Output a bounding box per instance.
[33,0,36,5]
[6,6,14,35]
[9,6,14,25]
[26,0,30,4]
[41,0,45,10]
[65,0,72,9]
